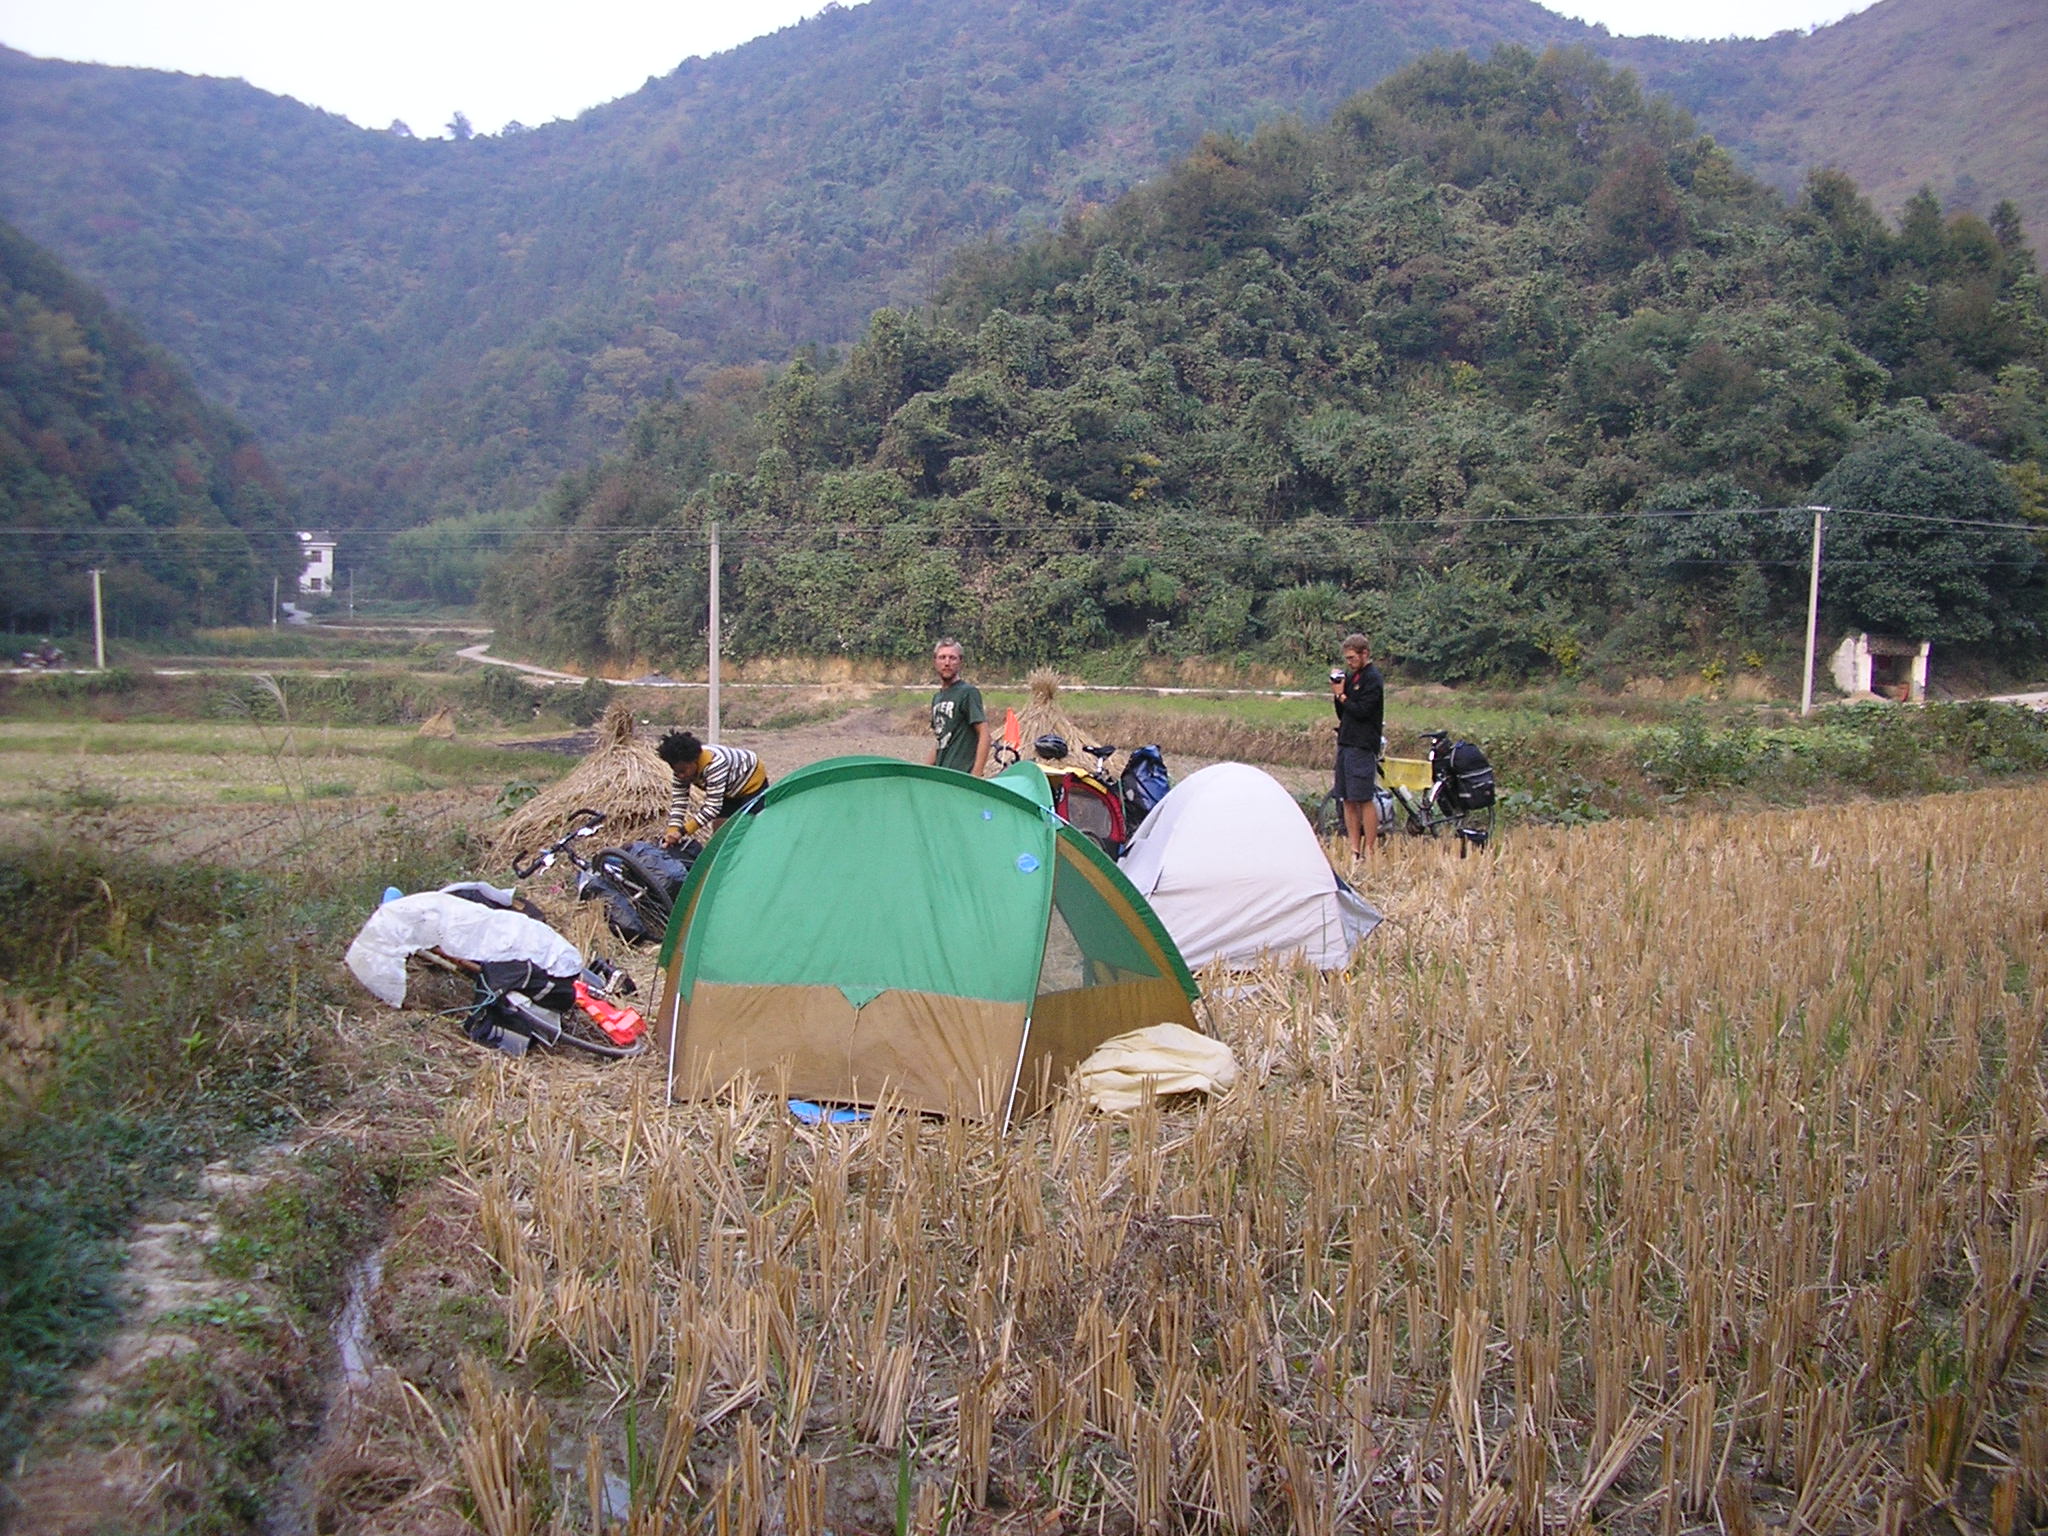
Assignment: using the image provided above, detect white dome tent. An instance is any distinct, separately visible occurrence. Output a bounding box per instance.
[1117,762,1381,971]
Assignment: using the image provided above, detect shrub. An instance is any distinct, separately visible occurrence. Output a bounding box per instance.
[562,676,616,727]
[466,667,540,722]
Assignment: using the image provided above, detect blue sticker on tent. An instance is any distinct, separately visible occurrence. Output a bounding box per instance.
[1016,853,1039,873]
[982,809,993,820]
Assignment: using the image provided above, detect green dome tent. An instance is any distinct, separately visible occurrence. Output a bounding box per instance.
[654,757,1201,1124]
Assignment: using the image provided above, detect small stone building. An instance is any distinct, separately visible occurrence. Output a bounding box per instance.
[1830,632,1930,702]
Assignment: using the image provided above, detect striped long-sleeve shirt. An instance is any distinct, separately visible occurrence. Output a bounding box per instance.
[669,743,767,837]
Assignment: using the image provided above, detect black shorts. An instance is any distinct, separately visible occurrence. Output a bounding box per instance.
[1335,745,1379,802]
[723,777,769,821]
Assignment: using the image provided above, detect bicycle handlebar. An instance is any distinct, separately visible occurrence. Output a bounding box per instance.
[511,807,609,879]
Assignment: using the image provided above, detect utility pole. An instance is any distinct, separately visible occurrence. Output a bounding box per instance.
[348,567,355,618]
[707,522,721,741]
[1800,506,1827,717]
[272,574,280,628]
[90,567,105,670]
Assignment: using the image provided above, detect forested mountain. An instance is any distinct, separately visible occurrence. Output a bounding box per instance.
[0,221,296,636]
[0,0,2039,533]
[486,51,2048,681]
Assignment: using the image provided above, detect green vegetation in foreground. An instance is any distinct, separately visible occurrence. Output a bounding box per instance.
[0,818,464,1481]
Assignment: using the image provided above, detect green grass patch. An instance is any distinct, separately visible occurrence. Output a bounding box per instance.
[0,826,471,1469]
[387,738,579,781]
[210,1143,394,1322]
[143,627,426,662]
[0,724,575,816]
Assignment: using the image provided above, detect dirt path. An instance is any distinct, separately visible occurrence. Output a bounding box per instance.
[453,642,586,682]
[2,1154,296,1534]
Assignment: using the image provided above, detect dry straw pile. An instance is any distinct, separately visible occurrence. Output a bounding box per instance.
[489,703,673,866]
[1012,668,1115,775]
[373,784,2045,1534]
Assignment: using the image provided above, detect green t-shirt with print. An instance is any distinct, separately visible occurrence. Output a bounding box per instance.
[929,679,986,772]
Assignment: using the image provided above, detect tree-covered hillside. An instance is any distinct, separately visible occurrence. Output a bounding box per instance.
[0,220,296,636]
[0,0,2037,534]
[486,51,2048,682]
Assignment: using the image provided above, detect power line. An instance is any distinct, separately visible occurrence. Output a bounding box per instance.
[3,503,2042,546]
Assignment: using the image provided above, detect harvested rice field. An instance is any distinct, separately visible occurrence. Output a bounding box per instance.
[292,782,2048,1534]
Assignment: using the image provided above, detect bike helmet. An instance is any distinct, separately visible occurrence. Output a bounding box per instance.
[1032,733,1069,760]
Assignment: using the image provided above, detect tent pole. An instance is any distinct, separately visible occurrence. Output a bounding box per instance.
[1001,1016,1033,1134]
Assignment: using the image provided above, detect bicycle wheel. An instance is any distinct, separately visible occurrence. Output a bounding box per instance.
[551,1005,649,1059]
[1391,786,1437,837]
[592,848,677,942]
[1450,801,1496,853]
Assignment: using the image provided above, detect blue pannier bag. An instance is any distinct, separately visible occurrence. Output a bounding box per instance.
[1119,745,1172,832]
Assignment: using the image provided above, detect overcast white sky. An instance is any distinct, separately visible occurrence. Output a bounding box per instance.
[0,0,1881,140]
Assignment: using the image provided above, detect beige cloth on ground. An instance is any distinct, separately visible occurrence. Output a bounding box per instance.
[1076,1023,1238,1113]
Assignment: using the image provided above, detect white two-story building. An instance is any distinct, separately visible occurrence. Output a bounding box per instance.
[298,531,336,595]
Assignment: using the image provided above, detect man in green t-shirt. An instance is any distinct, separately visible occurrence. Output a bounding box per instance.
[927,638,989,775]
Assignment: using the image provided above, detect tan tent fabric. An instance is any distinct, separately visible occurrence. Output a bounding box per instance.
[1077,1023,1240,1113]
[1022,976,1202,1117]
[671,982,1025,1118]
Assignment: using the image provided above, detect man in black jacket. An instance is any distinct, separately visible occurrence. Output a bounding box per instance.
[1332,632,1384,862]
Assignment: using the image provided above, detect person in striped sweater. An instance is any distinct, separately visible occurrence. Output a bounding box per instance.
[656,731,769,849]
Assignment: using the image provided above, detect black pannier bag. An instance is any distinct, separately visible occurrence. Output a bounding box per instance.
[577,839,695,944]
[1119,745,1171,833]
[616,840,694,899]
[1433,739,1496,812]
[466,958,580,1053]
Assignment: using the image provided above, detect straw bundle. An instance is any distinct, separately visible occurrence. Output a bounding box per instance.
[1012,669,1118,776]
[489,703,674,865]
[416,706,457,739]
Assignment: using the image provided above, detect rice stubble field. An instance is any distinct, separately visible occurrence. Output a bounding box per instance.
[2,682,2044,1533]
[312,783,2048,1534]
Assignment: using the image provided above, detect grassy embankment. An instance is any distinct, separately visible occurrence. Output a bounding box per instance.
[0,668,584,1524]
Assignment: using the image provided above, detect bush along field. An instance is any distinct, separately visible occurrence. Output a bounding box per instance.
[282,783,2045,1534]
[1046,693,2048,829]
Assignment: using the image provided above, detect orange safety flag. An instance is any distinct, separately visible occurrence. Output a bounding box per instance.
[1002,708,1021,752]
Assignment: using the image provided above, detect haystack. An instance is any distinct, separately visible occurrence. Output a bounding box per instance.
[1011,669,1119,776]
[489,703,674,866]
[415,706,456,739]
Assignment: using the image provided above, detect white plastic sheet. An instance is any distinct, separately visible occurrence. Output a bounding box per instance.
[1077,1023,1240,1113]
[345,891,582,1008]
